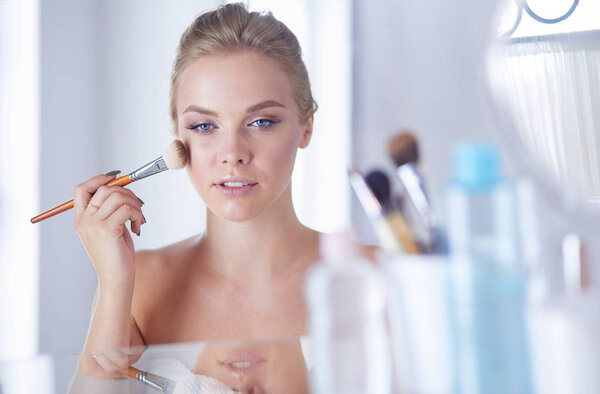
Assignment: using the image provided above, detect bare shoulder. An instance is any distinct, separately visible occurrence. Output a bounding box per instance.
[134,234,202,273]
[131,234,203,312]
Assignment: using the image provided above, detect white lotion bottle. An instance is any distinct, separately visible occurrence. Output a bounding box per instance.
[304,232,391,394]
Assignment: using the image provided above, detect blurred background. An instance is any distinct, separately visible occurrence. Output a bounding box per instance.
[2,0,600,391]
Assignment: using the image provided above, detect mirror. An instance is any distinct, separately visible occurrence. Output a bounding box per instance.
[486,0,600,204]
[67,338,309,393]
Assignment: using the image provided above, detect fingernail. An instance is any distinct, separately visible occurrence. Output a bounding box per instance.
[142,214,147,224]
[137,197,145,205]
[136,229,141,237]
[105,170,121,176]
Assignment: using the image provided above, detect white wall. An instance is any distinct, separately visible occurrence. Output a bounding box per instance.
[0,0,39,361]
[39,0,99,360]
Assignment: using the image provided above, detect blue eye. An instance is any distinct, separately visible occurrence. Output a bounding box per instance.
[186,123,214,133]
[251,119,279,128]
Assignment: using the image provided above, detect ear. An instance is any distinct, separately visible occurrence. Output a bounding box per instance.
[298,114,314,149]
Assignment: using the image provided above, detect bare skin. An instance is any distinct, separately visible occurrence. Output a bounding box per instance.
[132,228,320,345]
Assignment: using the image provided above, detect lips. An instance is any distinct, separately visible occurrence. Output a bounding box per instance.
[215,176,258,186]
[221,352,266,377]
[214,176,258,197]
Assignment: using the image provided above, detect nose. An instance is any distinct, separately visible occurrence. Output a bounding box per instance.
[219,131,251,166]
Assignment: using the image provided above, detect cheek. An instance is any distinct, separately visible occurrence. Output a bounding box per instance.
[259,149,297,190]
[185,143,213,195]
[273,146,297,170]
[265,136,299,174]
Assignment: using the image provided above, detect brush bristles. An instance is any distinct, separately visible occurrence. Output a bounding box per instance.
[164,139,188,169]
[388,132,419,166]
[365,169,391,210]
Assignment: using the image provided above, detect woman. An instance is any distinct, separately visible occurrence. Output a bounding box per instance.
[75,2,323,380]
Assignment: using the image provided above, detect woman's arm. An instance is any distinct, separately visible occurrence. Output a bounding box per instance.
[77,251,147,379]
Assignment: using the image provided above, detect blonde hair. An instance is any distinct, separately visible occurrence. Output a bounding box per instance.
[169,2,318,135]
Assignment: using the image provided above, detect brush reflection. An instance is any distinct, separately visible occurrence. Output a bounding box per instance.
[193,338,308,394]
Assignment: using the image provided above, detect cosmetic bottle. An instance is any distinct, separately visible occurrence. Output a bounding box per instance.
[527,234,600,394]
[304,232,391,394]
[445,142,532,394]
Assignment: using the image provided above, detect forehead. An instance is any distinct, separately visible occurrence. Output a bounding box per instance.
[177,51,296,115]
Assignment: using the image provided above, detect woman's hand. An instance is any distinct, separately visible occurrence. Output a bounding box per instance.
[74,172,146,287]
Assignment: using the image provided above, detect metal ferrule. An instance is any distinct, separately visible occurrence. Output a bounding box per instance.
[136,370,173,392]
[397,163,438,249]
[398,164,436,226]
[129,156,169,182]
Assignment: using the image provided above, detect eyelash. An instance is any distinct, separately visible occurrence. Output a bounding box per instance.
[186,118,280,134]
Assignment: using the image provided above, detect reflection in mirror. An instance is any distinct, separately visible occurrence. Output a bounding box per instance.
[488,0,600,203]
[193,338,307,393]
[69,338,309,393]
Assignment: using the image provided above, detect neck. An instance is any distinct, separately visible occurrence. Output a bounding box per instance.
[200,185,316,285]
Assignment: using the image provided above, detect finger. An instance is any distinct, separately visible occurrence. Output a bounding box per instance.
[90,185,144,210]
[93,192,144,234]
[73,172,120,218]
[93,352,129,376]
[87,186,143,220]
[78,352,128,380]
[105,204,145,237]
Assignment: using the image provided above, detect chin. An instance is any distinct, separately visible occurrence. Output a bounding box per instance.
[208,202,264,222]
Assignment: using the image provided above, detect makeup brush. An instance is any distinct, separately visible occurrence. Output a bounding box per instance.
[348,168,403,253]
[120,366,176,392]
[388,132,438,252]
[365,169,420,254]
[30,139,188,224]
[119,366,236,393]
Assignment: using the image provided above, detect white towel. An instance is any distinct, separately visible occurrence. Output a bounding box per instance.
[145,357,236,394]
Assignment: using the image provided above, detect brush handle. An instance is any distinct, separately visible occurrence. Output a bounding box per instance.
[119,366,140,379]
[386,211,421,254]
[30,174,133,223]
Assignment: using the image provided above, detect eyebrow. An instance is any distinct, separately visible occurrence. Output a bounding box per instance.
[182,100,286,117]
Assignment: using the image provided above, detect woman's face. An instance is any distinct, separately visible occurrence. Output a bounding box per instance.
[176,51,313,222]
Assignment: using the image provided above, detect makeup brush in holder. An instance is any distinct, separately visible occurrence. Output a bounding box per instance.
[388,131,439,253]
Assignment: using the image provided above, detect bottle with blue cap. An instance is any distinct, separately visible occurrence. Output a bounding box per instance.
[445,142,532,394]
